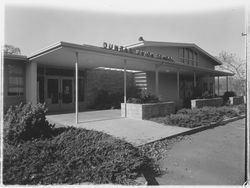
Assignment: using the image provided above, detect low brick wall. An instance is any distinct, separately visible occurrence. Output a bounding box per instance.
[121,101,175,120]
[229,96,245,105]
[191,98,223,109]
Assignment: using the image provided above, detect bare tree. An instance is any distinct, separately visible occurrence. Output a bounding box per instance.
[4,44,21,55]
[217,51,246,96]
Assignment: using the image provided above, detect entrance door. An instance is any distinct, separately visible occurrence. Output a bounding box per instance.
[60,77,74,111]
[46,77,74,112]
[46,77,60,111]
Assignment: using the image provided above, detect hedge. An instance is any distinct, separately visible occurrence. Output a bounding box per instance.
[3,127,151,185]
[150,105,245,128]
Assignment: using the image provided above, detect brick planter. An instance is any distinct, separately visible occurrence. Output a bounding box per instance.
[191,97,223,109]
[229,96,245,105]
[121,101,175,120]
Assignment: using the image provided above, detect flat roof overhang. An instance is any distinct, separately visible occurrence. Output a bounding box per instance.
[4,54,28,62]
[28,41,234,77]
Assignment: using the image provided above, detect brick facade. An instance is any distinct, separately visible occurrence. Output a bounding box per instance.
[229,96,245,105]
[85,69,135,108]
[191,97,223,109]
[121,102,176,120]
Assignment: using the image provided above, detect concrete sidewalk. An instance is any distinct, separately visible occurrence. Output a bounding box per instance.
[47,110,190,146]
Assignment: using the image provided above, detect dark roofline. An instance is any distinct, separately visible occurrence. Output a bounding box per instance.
[4,53,28,61]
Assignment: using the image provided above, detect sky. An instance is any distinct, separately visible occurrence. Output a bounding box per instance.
[3,0,247,59]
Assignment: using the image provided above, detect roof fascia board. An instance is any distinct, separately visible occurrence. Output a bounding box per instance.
[28,41,232,76]
[4,54,28,61]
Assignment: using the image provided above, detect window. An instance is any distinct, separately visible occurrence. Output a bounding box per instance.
[189,50,194,65]
[194,52,198,66]
[179,48,198,66]
[179,48,184,63]
[184,48,189,64]
[7,64,25,96]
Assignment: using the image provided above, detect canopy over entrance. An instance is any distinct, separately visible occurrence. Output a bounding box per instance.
[29,41,233,76]
[29,41,234,124]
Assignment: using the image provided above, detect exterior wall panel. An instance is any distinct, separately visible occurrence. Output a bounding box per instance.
[134,46,215,70]
[146,72,178,102]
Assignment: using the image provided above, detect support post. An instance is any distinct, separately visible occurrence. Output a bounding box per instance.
[226,76,229,92]
[155,64,159,98]
[75,52,79,124]
[217,76,220,96]
[177,71,180,100]
[124,59,127,117]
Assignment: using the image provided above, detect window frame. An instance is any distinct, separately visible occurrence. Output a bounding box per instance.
[7,62,25,97]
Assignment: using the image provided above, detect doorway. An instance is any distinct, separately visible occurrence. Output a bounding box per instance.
[46,76,74,112]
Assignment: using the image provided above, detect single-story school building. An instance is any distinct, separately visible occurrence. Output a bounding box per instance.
[3,40,234,122]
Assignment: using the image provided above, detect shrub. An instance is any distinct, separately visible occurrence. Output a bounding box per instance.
[236,104,246,115]
[152,106,229,128]
[168,114,201,128]
[4,103,54,145]
[127,98,142,104]
[216,106,240,118]
[3,127,150,185]
[152,105,244,128]
[127,90,159,104]
[223,91,236,104]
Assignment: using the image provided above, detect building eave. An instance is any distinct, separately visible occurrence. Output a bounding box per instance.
[28,41,232,77]
[4,54,28,61]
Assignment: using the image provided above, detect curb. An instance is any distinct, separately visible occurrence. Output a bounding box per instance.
[142,115,246,146]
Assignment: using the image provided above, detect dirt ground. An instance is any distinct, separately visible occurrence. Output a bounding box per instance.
[155,118,245,185]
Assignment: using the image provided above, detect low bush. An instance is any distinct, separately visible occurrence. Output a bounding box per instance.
[127,98,142,104]
[4,103,54,145]
[168,114,200,128]
[236,104,246,115]
[216,106,240,118]
[3,127,151,185]
[151,105,244,128]
[127,90,159,104]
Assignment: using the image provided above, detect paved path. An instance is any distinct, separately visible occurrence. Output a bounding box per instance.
[47,110,190,146]
[155,119,245,185]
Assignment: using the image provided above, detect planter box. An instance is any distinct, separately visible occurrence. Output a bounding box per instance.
[229,96,245,105]
[191,97,223,109]
[121,101,175,120]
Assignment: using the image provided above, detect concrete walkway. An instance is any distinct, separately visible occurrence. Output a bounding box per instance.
[47,110,190,146]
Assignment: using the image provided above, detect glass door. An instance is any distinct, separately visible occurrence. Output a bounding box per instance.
[45,76,77,112]
[46,77,60,111]
[60,78,74,110]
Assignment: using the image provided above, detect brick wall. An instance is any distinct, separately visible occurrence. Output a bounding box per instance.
[121,102,176,120]
[191,98,223,109]
[85,69,135,107]
[229,96,245,105]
